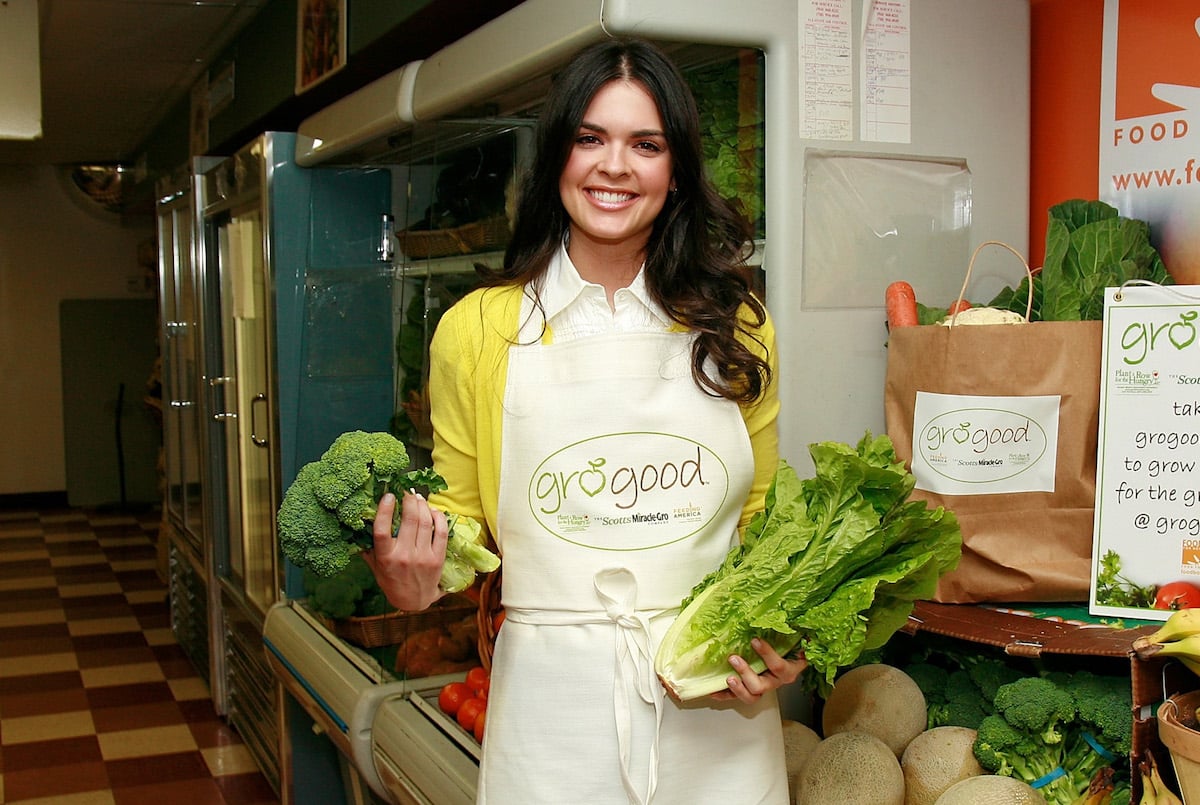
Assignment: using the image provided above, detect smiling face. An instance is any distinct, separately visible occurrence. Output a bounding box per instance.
[559,79,673,274]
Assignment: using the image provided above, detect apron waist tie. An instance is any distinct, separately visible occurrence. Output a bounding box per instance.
[596,567,666,805]
[503,569,671,805]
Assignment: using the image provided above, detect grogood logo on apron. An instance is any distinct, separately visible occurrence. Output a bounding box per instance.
[527,432,729,550]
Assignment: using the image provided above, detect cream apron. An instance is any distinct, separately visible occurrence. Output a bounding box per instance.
[476,317,788,804]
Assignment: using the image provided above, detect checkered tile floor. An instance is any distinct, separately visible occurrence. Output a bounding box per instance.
[0,506,278,805]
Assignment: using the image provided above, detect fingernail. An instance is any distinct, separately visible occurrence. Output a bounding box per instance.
[729,655,745,670]
[727,676,739,688]
[751,637,763,650]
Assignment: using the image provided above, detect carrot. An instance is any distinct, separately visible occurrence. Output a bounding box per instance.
[885,281,919,329]
[948,299,972,316]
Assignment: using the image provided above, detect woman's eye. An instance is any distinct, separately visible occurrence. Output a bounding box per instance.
[575,134,602,146]
[635,140,665,153]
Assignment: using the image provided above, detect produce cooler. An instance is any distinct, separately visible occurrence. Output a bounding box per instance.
[263,600,482,804]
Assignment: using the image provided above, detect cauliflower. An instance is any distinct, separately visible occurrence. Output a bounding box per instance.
[940,306,1027,326]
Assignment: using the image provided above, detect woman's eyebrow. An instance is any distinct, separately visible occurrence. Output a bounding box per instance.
[579,120,666,138]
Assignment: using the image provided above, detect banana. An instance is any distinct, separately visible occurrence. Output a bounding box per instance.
[1140,763,1158,805]
[1133,608,1200,655]
[1148,752,1184,805]
[1134,630,1200,664]
[1176,654,1200,678]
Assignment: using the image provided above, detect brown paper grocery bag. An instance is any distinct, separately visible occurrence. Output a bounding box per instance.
[884,243,1103,602]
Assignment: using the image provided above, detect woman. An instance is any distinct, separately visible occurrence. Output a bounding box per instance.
[366,37,805,804]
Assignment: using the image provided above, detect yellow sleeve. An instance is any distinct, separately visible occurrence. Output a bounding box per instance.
[426,286,521,541]
[737,307,781,532]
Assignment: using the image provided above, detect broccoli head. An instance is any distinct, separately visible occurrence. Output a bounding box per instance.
[965,654,1025,703]
[278,431,449,578]
[974,713,1075,803]
[303,554,394,619]
[1070,671,1133,757]
[974,675,1083,805]
[942,668,992,730]
[905,662,951,729]
[1060,671,1133,795]
[992,675,1076,746]
[278,461,359,577]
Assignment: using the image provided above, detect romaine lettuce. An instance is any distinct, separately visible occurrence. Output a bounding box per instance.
[988,199,1171,322]
[653,432,961,700]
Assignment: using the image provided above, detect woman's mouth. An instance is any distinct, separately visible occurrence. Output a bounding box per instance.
[588,189,636,206]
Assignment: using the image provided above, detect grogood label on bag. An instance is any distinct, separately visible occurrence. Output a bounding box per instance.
[910,391,1061,495]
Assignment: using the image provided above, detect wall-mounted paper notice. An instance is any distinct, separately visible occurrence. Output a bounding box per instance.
[799,0,853,141]
[861,0,911,143]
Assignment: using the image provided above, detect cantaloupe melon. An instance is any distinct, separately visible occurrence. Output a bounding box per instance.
[821,663,927,757]
[781,719,822,795]
[933,774,1048,804]
[901,726,985,805]
[794,731,905,805]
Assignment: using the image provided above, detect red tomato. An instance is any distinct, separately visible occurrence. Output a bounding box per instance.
[457,696,486,732]
[465,666,490,696]
[438,682,473,717]
[1155,581,1200,610]
[473,707,486,742]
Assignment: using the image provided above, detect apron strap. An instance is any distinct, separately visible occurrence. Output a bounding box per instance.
[594,567,666,805]
[500,574,677,805]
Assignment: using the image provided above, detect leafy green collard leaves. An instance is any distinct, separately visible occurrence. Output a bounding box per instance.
[653,433,962,700]
[989,199,1171,321]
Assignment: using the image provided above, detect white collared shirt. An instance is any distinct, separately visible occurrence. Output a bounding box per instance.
[536,242,673,343]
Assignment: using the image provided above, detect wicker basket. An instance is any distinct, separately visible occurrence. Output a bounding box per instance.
[328,593,476,649]
[397,215,510,260]
[396,226,471,259]
[457,215,510,253]
[476,565,503,671]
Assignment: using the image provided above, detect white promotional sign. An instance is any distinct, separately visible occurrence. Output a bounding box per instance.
[1091,283,1200,621]
[909,392,1061,495]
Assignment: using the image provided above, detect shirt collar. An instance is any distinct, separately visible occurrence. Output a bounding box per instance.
[539,240,671,326]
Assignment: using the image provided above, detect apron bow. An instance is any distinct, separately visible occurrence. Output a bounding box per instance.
[594,567,667,805]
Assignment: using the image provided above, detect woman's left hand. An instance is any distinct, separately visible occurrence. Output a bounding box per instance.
[712,638,807,704]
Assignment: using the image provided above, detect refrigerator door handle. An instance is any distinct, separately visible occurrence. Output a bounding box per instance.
[208,375,236,421]
[250,393,269,447]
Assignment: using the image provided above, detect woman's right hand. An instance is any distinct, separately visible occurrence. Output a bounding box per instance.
[361,491,448,611]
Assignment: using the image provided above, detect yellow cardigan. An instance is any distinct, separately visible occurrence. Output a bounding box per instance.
[426,284,781,544]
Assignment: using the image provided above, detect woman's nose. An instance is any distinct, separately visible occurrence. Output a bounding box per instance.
[598,145,629,176]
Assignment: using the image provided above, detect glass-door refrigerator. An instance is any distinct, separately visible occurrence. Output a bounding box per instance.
[156,165,213,685]
[193,132,393,799]
[196,138,281,786]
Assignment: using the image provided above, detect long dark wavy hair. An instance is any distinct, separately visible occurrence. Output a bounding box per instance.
[476,37,770,404]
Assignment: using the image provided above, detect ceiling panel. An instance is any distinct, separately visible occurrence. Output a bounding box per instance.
[0,0,267,166]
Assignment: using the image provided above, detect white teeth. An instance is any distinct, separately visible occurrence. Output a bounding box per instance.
[591,190,634,204]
